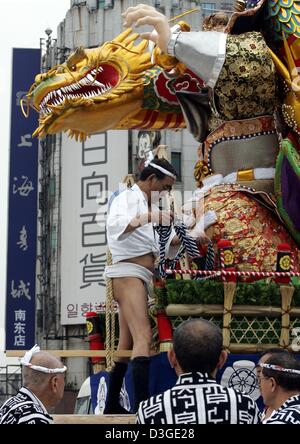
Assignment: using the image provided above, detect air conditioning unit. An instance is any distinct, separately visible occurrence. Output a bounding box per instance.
[154,0,162,6]
[172,0,181,7]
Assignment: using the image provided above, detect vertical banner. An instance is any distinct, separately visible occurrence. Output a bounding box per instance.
[6,48,40,349]
[61,131,128,324]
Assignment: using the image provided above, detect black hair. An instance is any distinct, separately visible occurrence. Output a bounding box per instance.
[139,157,178,181]
[262,353,300,392]
[259,348,289,360]
[173,318,223,375]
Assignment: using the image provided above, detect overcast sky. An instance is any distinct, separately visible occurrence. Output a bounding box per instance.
[0,0,71,365]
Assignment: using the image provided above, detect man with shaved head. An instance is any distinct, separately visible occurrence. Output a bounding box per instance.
[0,345,66,424]
[137,319,260,424]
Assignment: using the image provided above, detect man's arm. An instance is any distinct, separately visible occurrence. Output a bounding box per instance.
[122,4,227,89]
[123,210,174,234]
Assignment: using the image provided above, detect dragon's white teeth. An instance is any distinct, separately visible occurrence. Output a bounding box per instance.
[94,80,105,87]
[87,74,94,82]
[98,67,103,73]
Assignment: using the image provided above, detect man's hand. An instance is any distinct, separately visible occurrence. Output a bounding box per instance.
[122,4,171,53]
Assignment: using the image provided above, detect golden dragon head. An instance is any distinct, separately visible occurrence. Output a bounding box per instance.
[25,29,153,141]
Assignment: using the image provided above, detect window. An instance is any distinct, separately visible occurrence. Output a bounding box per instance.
[201,2,216,16]
[221,2,233,11]
[98,0,114,8]
[171,152,182,182]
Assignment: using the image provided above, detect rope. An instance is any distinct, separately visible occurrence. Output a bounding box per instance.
[165,269,300,278]
[105,249,115,371]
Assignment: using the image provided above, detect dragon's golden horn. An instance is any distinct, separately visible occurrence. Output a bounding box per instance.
[114,27,133,43]
[66,46,87,68]
[282,32,300,98]
[123,33,140,46]
[268,47,291,87]
[134,40,149,53]
[234,0,246,11]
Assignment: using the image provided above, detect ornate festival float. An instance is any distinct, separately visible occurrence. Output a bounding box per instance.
[23,0,300,412]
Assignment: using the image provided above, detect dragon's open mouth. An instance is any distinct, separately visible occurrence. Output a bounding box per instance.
[39,64,120,116]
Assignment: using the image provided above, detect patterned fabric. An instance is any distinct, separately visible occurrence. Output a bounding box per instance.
[155,224,173,277]
[0,387,53,424]
[204,184,300,273]
[263,395,300,424]
[213,32,276,121]
[136,372,260,424]
[205,115,277,169]
[155,222,205,277]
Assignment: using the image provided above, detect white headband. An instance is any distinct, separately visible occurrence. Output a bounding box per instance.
[144,151,176,179]
[148,163,177,180]
[259,363,300,375]
[20,344,67,374]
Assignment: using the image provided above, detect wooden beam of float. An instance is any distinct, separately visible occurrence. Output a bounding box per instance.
[53,414,136,424]
[5,349,132,358]
[165,304,300,317]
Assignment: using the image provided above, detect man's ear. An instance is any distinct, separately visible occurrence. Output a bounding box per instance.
[216,349,228,370]
[270,377,277,393]
[147,173,156,183]
[167,348,176,369]
[50,375,58,392]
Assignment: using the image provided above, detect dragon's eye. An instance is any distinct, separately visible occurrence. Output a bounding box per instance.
[71,65,77,71]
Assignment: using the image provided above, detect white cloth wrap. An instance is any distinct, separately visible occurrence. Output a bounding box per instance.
[167,30,227,89]
[104,262,153,294]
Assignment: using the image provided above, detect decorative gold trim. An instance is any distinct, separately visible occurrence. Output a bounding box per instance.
[237,169,255,181]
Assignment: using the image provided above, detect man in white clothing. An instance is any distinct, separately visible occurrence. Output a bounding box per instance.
[105,157,178,413]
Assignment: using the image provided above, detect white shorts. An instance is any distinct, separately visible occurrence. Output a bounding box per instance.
[104,262,153,295]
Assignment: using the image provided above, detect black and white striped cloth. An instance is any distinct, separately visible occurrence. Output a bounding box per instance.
[0,387,53,424]
[263,395,300,424]
[155,221,214,277]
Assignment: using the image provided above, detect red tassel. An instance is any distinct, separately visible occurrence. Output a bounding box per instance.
[157,309,173,343]
[85,311,105,365]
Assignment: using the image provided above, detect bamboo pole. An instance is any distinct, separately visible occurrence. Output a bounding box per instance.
[165,304,300,317]
[279,285,295,348]
[7,343,294,357]
[222,282,236,349]
[229,343,293,353]
[53,415,136,424]
[6,350,133,358]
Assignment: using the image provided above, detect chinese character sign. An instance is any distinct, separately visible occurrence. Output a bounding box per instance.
[60,131,128,324]
[6,48,40,349]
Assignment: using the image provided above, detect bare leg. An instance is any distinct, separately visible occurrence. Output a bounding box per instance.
[113,277,152,358]
[116,308,133,364]
[113,276,152,411]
